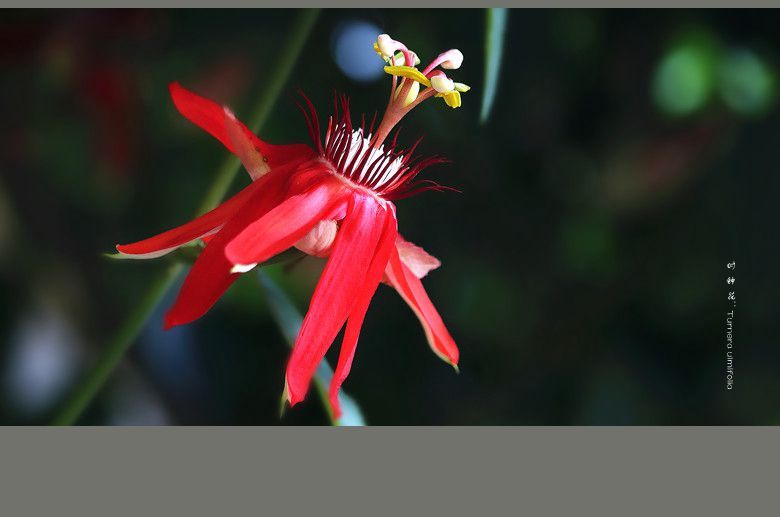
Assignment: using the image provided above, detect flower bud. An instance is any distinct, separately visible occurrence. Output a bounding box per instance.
[294,219,338,257]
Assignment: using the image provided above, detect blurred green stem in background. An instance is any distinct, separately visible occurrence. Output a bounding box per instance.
[51,263,184,426]
[50,9,321,426]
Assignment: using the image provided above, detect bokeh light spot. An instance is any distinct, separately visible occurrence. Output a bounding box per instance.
[653,37,717,116]
[332,20,385,83]
[719,49,776,116]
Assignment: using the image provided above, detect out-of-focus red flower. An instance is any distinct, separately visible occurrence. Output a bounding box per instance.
[80,63,139,178]
[116,34,469,416]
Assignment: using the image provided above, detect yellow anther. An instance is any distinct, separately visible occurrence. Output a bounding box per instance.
[453,82,470,92]
[383,65,432,87]
[435,90,462,108]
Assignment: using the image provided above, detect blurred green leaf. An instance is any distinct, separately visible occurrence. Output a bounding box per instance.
[718,48,776,116]
[480,8,509,124]
[256,269,366,426]
[652,29,719,117]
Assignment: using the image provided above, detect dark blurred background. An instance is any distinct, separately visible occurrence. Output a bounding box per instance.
[0,9,777,425]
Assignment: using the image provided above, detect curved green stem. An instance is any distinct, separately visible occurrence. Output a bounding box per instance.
[50,9,320,426]
[51,263,184,425]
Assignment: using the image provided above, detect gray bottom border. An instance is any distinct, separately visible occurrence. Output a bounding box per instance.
[4,427,776,515]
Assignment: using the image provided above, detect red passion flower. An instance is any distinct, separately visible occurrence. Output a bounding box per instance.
[116,34,470,417]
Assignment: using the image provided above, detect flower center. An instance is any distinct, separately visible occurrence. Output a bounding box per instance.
[325,125,405,192]
[311,99,448,201]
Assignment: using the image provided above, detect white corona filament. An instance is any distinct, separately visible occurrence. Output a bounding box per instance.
[325,126,406,190]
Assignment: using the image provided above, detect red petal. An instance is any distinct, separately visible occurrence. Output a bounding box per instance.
[285,194,387,406]
[396,235,441,279]
[328,205,397,418]
[224,108,270,180]
[163,170,289,329]
[224,177,348,268]
[386,245,459,367]
[169,82,316,170]
[116,167,278,258]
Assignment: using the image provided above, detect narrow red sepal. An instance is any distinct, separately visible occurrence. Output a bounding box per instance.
[169,82,316,170]
[284,194,387,407]
[328,205,398,418]
[386,245,459,366]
